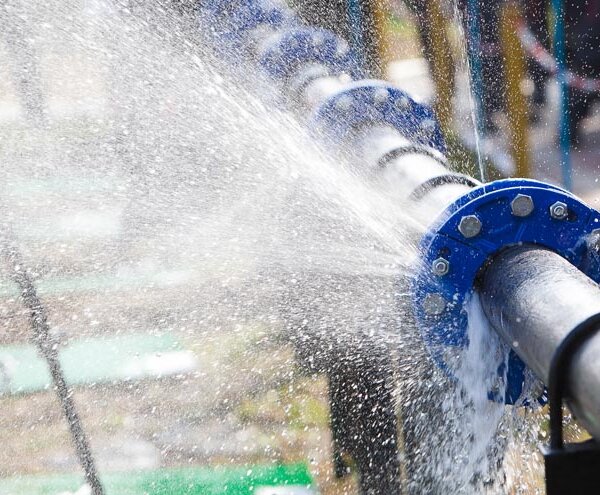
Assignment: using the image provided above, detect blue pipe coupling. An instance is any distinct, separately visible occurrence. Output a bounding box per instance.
[411,179,600,404]
[312,80,445,152]
[198,0,445,153]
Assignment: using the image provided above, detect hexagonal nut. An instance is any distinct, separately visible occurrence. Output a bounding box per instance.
[549,201,568,220]
[334,41,350,58]
[311,32,326,48]
[420,119,436,136]
[394,95,410,111]
[423,293,447,316]
[432,257,450,276]
[458,215,482,238]
[588,228,600,251]
[372,88,390,105]
[510,194,534,217]
[335,95,354,113]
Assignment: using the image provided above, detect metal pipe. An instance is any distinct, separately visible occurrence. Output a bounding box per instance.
[354,125,474,207]
[201,1,600,488]
[479,245,600,439]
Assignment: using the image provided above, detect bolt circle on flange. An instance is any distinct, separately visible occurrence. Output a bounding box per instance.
[258,26,359,81]
[311,80,446,152]
[458,215,482,238]
[511,194,535,217]
[432,257,450,276]
[550,201,568,220]
[411,178,600,405]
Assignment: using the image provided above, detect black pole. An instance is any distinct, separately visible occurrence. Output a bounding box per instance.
[2,245,105,495]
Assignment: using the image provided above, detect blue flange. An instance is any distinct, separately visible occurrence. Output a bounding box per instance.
[411,178,600,404]
[258,27,361,81]
[311,80,446,153]
[198,0,296,54]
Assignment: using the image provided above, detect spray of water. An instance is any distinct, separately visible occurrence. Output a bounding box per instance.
[448,0,486,182]
[0,1,545,493]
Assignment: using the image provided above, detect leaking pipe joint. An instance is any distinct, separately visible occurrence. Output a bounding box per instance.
[411,179,600,405]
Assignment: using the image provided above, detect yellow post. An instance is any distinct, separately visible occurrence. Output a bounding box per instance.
[369,0,390,76]
[500,1,530,178]
[424,0,455,134]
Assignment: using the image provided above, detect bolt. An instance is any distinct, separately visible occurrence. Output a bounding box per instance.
[420,119,436,137]
[394,95,410,111]
[458,215,482,238]
[432,257,450,276]
[312,33,325,48]
[588,229,600,251]
[510,194,535,217]
[372,88,390,105]
[335,95,353,113]
[423,293,447,316]
[549,201,568,220]
[339,73,352,84]
[334,41,349,58]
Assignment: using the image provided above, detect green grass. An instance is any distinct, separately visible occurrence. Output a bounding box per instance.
[0,464,314,495]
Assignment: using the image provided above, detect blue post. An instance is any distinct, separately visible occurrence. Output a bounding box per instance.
[465,0,487,182]
[346,0,365,70]
[552,0,572,190]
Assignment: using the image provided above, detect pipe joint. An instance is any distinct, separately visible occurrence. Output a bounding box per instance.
[258,27,359,80]
[199,0,296,54]
[411,178,600,403]
[311,80,445,152]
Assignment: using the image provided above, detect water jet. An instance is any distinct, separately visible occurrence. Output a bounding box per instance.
[198,0,600,492]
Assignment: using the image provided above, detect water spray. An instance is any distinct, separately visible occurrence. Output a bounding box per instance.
[196,0,600,491]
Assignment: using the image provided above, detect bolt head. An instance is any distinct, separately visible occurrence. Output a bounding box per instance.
[312,33,326,48]
[334,41,349,58]
[549,201,568,220]
[588,229,600,251]
[372,88,390,105]
[393,96,410,111]
[511,194,534,217]
[335,95,353,113]
[420,119,436,136]
[432,257,450,276]
[423,293,447,316]
[458,215,482,238]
